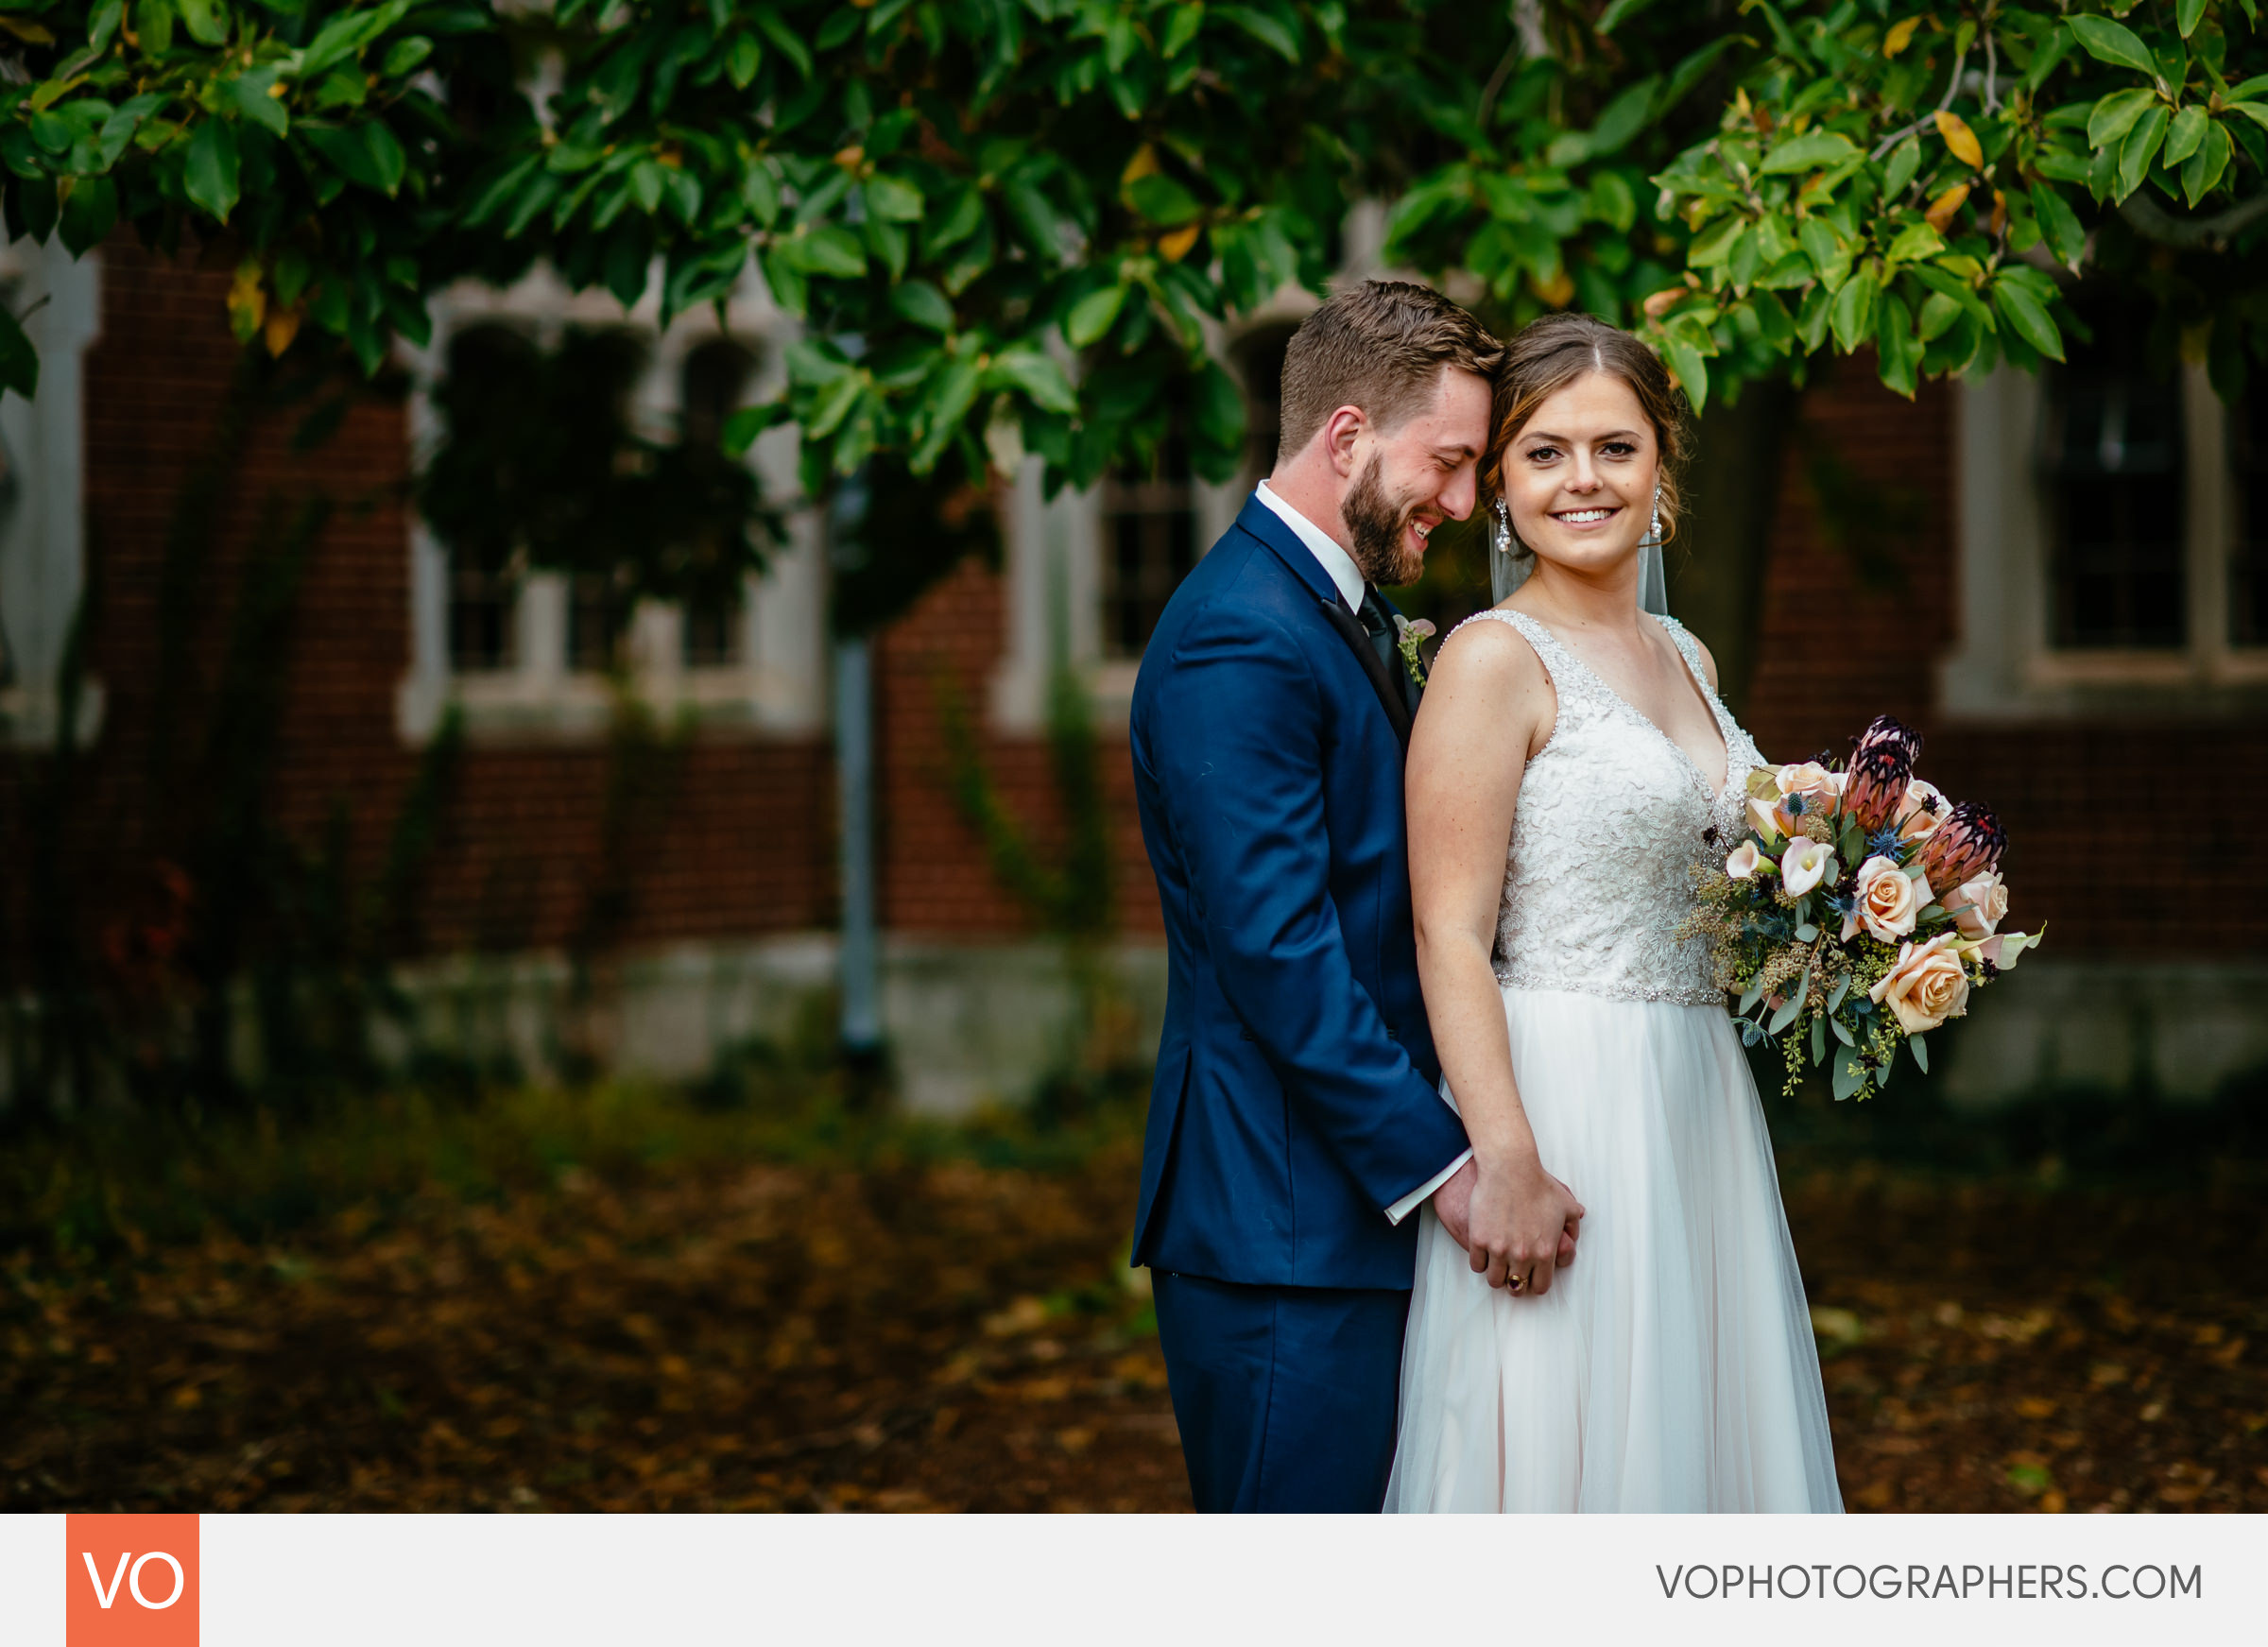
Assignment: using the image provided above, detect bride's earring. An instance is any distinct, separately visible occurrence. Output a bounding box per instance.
[1642,489,1662,548]
[1492,498,1514,559]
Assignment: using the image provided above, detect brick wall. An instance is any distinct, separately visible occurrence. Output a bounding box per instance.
[0,240,832,993]
[1743,354,2268,960]
[872,556,1161,937]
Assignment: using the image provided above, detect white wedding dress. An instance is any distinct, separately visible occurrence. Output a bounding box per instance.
[1383,609,1843,1514]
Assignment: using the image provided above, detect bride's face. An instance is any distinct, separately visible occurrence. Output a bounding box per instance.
[1502,371,1660,581]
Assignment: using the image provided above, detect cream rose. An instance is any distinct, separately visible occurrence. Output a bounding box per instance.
[1780,838,1837,898]
[1869,933,1972,1034]
[1726,842,1763,880]
[1844,854,1922,943]
[1777,762,1844,815]
[1947,870,2009,938]
[1899,780,1949,841]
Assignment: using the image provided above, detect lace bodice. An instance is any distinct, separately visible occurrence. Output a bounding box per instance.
[1448,608,1761,1006]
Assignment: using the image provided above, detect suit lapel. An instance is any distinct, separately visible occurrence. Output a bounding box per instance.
[1320,596,1414,749]
[1234,495,1416,751]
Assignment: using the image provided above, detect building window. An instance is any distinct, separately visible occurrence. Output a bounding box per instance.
[2038,303,2186,650]
[567,572,629,673]
[2228,374,2268,649]
[679,338,756,669]
[447,560,516,672]
[1099,427,1197,661]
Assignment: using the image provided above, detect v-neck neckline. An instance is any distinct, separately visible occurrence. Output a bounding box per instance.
[1521,611,1732,802]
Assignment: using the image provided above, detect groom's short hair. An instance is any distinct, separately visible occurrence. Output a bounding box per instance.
[1277,281,1503,460]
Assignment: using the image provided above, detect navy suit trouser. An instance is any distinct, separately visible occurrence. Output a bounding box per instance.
[1152,1270,1411,1513]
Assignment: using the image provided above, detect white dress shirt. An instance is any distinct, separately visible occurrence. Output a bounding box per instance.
[1249,482,1474,1226]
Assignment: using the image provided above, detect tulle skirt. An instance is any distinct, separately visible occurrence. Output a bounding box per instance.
[1383,986,1843,1513]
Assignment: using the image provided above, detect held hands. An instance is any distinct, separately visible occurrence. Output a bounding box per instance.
[1432,1156,1583,1295]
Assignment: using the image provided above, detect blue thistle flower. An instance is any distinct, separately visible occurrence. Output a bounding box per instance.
[1864,828,1905,862]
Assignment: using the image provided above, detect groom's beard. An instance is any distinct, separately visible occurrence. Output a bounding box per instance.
[1344,453,1426,587]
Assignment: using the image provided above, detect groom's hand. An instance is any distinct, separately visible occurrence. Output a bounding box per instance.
[1432,1157,1479,1250]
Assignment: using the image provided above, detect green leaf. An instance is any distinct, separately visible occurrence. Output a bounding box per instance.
[2030,182,2087,270]
[727,32,761,88]
[1659,334,1708,412]
[742,163,780,227]
[1810,1012,1826,1066]
[231,71,289,137]
[2182,119,2233,206]
[302,120,405,197]
[381,35,432,77]
[1831,1050,1865,1102]
[0,303,37,400]
[2177,0,2208,37]
[2163,105,2208,167]
[1595,0,1663,33]
[1759,129,1859,176]
[987,345,1077,414]
[58,174,116,254]
[2088,88,2156,149]
[909,354,983,473]
[1876,288,1919,399]
[1916,290,1961,342]
[1799,217,1849,288]
[754,6,814,78]
[176,0,228,45]
[1066,283,1128,347]
[1992,276,2064,361]
[183,115,240,222]
[787,223,867,279]
[864,173,923,222]
[2069,14,2161,79]
[2118,104,2170,199]
[1830,267,1880,352]
[2233,102,2268,133]
[1908,1033,1929,1073]
[1883,221,1945,265]
[889,279,955,334]
[1586,77,1659,159]
[1214,4,1299,62]
[1162,3,1203,58]
[1882,135,1921,197]
[1127,173,1201,227]
[719,401,788,459]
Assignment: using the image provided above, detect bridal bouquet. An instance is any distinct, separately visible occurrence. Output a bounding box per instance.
[1684,716,2042,1102]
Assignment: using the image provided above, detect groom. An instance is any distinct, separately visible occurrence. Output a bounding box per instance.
[1129,281,1506,1512]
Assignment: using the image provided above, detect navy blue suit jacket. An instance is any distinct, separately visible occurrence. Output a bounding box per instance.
[1128,494,1471,1291]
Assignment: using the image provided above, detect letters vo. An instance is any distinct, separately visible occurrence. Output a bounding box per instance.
[65,1515,198,1647]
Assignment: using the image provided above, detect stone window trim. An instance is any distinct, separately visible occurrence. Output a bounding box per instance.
[0,235,103,749]
[394,264,827,746]
[1941,364,2268,721]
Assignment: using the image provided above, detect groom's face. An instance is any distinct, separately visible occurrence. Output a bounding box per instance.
[1340,367,1492,587]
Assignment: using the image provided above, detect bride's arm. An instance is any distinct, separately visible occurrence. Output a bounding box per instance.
[1406,621,1587,1295]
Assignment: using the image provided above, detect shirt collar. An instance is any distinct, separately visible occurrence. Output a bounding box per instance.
[1255,479,1365,611]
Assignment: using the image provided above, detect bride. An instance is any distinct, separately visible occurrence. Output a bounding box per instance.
[1384,313,1843,1513]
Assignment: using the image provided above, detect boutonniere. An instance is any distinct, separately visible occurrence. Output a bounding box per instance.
[1392,614,1436,688]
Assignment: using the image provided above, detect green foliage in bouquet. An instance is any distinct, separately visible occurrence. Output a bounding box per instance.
[1681,717,2043,1102]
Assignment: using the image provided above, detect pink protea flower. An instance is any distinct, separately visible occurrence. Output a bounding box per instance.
[1916,801,2006,889]
[1843,716,1920,831]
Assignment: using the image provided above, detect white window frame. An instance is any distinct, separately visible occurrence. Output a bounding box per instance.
[1941,363,2268,720]
[394,263,827,746]
[0,234,102,747]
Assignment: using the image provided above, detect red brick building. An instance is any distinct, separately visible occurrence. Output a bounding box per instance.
[3,234,2260,1112]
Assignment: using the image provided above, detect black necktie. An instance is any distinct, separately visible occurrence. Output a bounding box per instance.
[1357,585,1419,711]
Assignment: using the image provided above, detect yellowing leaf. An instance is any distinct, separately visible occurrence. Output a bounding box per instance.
[1934,110,1984,170]
[1120,143,1160,186]
[1157,224,1201,263]
[1882,15,1920,57]
[1924,180,1972,232]
[265,307,301,357]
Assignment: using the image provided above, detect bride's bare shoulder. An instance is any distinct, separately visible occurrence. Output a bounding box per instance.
[1430,609,1551,692]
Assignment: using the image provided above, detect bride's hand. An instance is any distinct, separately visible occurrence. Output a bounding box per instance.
[1467,1159,1585,1295]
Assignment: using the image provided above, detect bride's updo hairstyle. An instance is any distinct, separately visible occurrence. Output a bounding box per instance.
[1482,312,1692,558]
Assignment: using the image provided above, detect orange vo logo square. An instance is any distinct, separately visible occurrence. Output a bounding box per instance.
[66,1515,198,1646]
